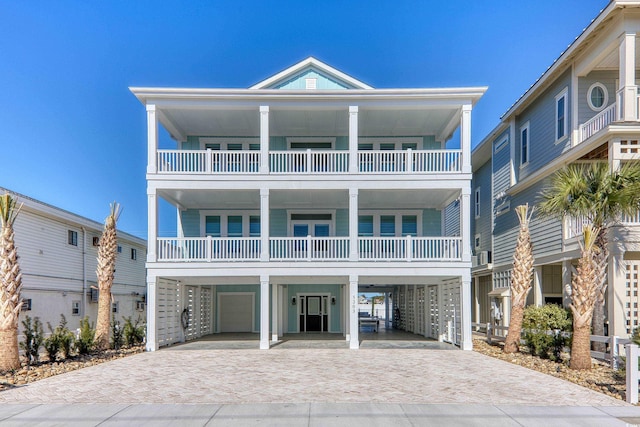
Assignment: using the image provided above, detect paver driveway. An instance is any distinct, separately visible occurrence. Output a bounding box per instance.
[0,343,629,406]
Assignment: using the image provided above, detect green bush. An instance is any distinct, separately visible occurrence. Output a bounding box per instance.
[123,316,145,347]
[522,304,572,361]
[44,315,75,361]
[75,316,95,355]
[110,319,124,350]
[20,316,44,366]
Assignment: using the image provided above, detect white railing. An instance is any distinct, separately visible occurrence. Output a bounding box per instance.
[622,211,640,224]
[157,237,261,261]
[269,150,349,174]
[269,237,350,261]
[358,149,461,173]
[157,150,260,174]
[564,215,589,239]
[358,236,462,261]
[579,102,617,143]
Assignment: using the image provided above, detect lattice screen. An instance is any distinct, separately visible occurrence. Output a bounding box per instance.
[626,261,640,335]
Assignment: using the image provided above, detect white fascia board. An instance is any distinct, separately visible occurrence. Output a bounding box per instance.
[0,187,146,245]
[249,57,374,90]
[500,1,621,120]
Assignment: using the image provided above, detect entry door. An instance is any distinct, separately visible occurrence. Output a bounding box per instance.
[300,296,328,332]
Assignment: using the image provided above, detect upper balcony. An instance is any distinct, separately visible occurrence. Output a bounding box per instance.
[578,95,640,144]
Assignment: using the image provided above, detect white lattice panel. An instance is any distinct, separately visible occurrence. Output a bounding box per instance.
[441,281,461,345]
[157,279,180,346]
[407,288,415,333]
[200,287,212,335]
[416,287,425,335]
[427,285,439,339]
[619,140,640,160]
[398,287,406,330]
[626,261,640,335]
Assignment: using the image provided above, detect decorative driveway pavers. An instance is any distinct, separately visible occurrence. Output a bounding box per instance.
[0,345,630,406]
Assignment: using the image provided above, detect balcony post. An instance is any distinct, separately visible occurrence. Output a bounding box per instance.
[260,106,269,173]
[460,187,472,262]
[260,188,270,261]
[461,272,473,350]
[260,275,270,349]
[146,104,158,174]
[407,148,413,173]
[145,274,158,351]
[306,149,312,174]
[619,32,638,121]
[349,106,359,174]
[406,235,412,262]
[147,189,157,263]
[349,188,359,261]
[349,274,359,349]
[460,103,472,174]
[307,235,312,261]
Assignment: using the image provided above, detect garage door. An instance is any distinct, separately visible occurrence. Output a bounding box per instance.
[218,293,254,332]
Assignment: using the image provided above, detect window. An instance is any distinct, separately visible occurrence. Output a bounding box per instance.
[117,245,122,253]
[474,188,481,218]
[587,82,608,111]
[474,234,481,249]
[21,298,32,311]
[249,216,261,237]
[68,230,78,246]
[401,216,417,236]
[494,136,508,153]
[520,122,530,166]
[556,88,568,141]
[227,216,243,237]
[131,248,137,260]
[205,216,221,237]
[358,216,374,236]
[72,301,80,316]
[380,216,396,237]
[112,301,119,314]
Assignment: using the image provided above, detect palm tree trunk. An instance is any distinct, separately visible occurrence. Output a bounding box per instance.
[0,327,20,371]
[570,323,592,370]
[504,304,524,353]
[592,231,608,353]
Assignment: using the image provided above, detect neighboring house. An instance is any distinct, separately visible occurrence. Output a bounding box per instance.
[470,0,640,338]
[1,187,147,335]
[131,57,486,351]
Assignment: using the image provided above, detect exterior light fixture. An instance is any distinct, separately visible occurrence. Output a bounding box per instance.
[331,296,336,305]
[291,297,296,305]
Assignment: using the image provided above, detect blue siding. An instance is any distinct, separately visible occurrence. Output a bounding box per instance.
[215,285,260,332]
[270,209,287,237]
[578,70,617,126]
[180,209,200,237]
[336,209,348,236]
[270,136,286,150]
[286,284,342,332]
[422,209,441,236]
[336,136,348,150]
[472,160,492,254]
[517,69,572,181]
[273,69,352,90]
[444,202,460,236]
[182,136,199,150]
[422,135,439,149]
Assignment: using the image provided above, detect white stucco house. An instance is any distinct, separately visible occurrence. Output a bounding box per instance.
[1,187,147,334]
[132,57,486,350]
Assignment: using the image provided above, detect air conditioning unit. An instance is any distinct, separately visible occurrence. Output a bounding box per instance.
[90,288,99,303]
[471,256,478,267]
[479,251,492,265]
[92,237,100,246]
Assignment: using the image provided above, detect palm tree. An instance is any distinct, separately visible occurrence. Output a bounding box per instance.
[539,162,640,345]
[504,204,535,353]
[0,193,23,371]
[569,225,599,369]
[94,202,121,350]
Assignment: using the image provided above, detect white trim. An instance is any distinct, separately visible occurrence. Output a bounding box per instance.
[587,82,609,112]
[286,137,336,150]
[199,210,260,237]
[358,210,423,237]
[199,137,259,150]
[216,291,256,333]
[358,137,422,150]
[519,121,530,168]
[555,87,569,143]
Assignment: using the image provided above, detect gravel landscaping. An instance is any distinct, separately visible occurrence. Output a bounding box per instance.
[0,346,144,392]
[472,337,627,401]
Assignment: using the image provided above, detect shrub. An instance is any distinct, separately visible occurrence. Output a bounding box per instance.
[75,316,95,355]
[522,304,572,361]
[110,319,123,350]
[44,315,75,361]
[20,316,44,366]
[123,316,145,347]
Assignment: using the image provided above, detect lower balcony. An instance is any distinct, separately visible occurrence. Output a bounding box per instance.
[155,236,462,262]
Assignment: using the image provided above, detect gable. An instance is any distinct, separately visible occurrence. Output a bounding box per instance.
[271,68,353,90]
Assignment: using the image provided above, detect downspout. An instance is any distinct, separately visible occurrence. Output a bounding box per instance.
[81,227,87,318]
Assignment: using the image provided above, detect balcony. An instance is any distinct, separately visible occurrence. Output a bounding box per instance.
[564,213,640,240]
[578,95,640,144]
[155,236,462,262]
[155,149,462,175]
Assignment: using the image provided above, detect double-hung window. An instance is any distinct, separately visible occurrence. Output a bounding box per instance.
[520,122,530,166]
[401,216,417,236]
[556,88,568,141]
[474,188,481,218]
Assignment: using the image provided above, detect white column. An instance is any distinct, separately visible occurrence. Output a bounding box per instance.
[260,106,269,173]
[619,32,637,121]
[146,104,158,174]
[349,275,359,349]
[533,266,543,306]
[145,276,158,351]
[609,247,627,338]
[260,276,270,349]
[460,187,472,262]
[460,104,472,174]
[461,273,473,350]
[147,190,158,263]
[349,188,358,261]
[349,106,359,174]
[344,284,350,340]
[473,276,480,326]
[609,139,621,172]
[260,188,270,261]
[271,283,279,342]
[384,291,390,329]
[562,260,572,308]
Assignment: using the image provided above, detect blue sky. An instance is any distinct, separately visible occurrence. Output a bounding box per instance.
[1,0,607,239]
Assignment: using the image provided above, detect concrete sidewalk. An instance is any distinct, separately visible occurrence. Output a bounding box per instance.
[2,403,640,426]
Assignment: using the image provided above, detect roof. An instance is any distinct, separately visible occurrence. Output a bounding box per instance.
[0,187,146,245]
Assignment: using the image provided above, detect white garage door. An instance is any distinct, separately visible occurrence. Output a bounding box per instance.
[218,293,254,333]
